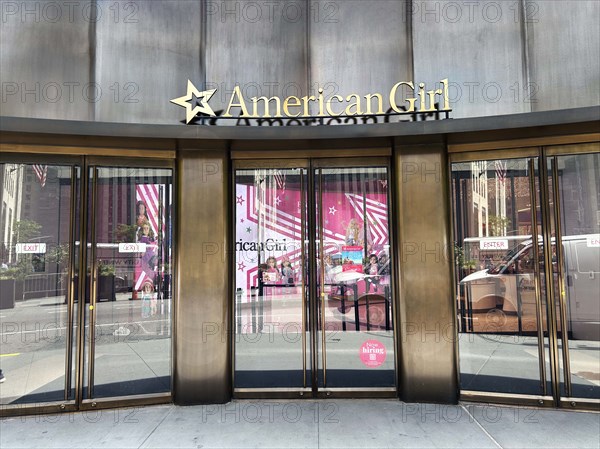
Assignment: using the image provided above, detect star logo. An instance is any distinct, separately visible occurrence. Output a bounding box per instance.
[236,195,245,205]
[170,80,216,124]
[329,206,337,215]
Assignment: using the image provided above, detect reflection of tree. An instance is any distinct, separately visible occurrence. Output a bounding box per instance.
[488,215,511,237]
[454,243,476,273]
[46,243,69,266]
[1,219,42,280]
[98,260,115,276]
[13,219,41,242]
[113,223,137,243]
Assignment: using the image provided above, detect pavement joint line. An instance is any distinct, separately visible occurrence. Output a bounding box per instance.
[126,341,163,381]
[137,404,175,449]
[460,404,503,449]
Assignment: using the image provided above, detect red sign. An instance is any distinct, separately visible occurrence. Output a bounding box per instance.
[359,340,387,368]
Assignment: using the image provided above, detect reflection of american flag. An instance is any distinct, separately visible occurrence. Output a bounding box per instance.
[33,165,47,187]
[135,184,164,291]
[495,160,507,183]
[137,184,162,237]
[274,170,285,192]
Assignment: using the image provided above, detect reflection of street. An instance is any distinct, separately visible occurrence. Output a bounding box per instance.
[236,330,395,372]
[235,289,396,386]
[0,295,171,405]
[460,335,600,397]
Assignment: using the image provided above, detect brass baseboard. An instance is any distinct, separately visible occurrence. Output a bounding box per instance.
[234,387,397,399]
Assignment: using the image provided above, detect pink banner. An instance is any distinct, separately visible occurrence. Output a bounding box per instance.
[134,185,165,293]
[235,181,389,301]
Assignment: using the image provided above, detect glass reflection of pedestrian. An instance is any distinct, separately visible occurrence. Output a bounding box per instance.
[378,253,390,276]
[323,255,334,283]
[364,254,380,293]
[378,253,391,294]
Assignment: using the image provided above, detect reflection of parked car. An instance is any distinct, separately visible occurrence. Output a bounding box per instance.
[460,235,600,341]
[115,275,131,293]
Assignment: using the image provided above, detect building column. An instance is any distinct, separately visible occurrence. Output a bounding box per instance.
[174,148,231,404]
[393,140,458,403]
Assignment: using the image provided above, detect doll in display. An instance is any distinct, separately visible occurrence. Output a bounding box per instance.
[141,281,155,318]
[136,200,150,232]
[281,258,295,284]
[345,218,362,246]
[263,256,280,283]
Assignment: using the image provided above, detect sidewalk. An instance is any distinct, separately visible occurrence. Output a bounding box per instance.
[1,400,599,449]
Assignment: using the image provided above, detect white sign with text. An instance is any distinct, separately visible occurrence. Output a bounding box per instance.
[479,239,509,250]
[586,235,600,248]
[15,243,47,254]
[118,243,147,253]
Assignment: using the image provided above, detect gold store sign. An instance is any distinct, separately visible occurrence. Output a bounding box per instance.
[171,79,451,124]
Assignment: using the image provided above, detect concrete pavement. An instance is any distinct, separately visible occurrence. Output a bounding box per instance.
[1,400,599,449]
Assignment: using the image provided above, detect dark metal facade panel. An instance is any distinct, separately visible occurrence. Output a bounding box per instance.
[0,0,93,120]
[412,0,529,118]
[309,0,411,114]
[393,142,458,403]
[205,0,308,118]
[526,0,600,112]
[94,1,203,124]
[1,1,598,124]
[174,150,231,404]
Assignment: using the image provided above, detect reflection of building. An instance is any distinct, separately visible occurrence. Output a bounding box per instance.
[493,160,507,236]
[470,161,488,237]
[1,166,74,274]
[559,154,600,235]
[0,164,23,263]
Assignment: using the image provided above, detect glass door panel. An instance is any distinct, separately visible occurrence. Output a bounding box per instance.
[0,163,78,405]
[234,168,309,389]
[233,162,396,394]
[550,150,600,400]
[315,167,395,388]
[84,166,173,399]
[452,158,548,395]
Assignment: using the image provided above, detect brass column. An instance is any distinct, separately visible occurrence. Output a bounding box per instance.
[174,149,231,404]
[393,141,458,403]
